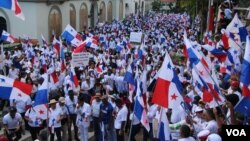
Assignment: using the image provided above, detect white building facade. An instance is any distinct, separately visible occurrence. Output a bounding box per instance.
[0,0,146,41]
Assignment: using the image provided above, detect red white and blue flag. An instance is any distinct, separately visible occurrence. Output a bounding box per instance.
[124,60,135,102]
[152,50,184,108]
[134,69,150,131]
[1,30,15,43]
[226,13,248,42]
[201,44,227,62]
[0,0,25,20]
[34,74,48,106]
[61,24,82,47]
[185,36,225,107]
[0,75,32,101]
[70,67,79,87]
[41,34,48,48]
[52,37,60,55]
[157,108,171,141]
[240,35,250,97]
[32,104,48,120]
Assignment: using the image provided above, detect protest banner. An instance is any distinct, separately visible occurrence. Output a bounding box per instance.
[71,52,89,67]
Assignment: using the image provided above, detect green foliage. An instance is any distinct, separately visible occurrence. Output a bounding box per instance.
[152,0,162,11]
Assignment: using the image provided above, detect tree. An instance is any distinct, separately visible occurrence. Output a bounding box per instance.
[152,0,162,11]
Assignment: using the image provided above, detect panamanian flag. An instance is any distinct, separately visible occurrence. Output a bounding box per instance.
[0,0,25,20]
[0,75,32,101]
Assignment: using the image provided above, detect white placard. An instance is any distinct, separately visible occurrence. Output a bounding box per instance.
[71,52,89,67]
[129,32,143,43]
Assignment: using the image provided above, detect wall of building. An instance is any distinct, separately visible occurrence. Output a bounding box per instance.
[0,0,146,42]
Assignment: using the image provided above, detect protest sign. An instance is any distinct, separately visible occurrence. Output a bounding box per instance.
[71,52,89,67]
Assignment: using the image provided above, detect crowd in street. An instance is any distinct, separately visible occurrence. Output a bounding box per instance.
[0,0,250,141]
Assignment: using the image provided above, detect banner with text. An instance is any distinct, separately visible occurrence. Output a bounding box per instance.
[71,52,89,67]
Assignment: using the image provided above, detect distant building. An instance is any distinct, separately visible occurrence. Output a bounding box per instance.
[0,0,146,41]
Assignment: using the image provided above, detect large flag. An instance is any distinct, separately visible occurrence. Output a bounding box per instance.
[0,75,32,101]
[152,51,184,108]
[0,0,25,20]
[185,36,225,108]
[34,74,48,106]
[61,24,82,47]
[226,13,248,42]
[240,36,250,97]
[1,30,15,43]
[134,69,150,131]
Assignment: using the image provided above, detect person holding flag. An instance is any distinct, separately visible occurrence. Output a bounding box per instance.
[24,103,44,141]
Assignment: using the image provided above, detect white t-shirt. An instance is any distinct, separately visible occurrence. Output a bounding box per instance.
[178,137,196,141]
[65,96,78,114]
[91,100,102,117]
[25,108,43,127]
[48,107,63,128]
[205,120,218,134]
[76,103,91,128]
[114,105,128,129]
[3,113,22,129]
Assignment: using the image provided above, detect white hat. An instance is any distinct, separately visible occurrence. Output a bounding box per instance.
[195,106,203,113]
[206,134,222,141]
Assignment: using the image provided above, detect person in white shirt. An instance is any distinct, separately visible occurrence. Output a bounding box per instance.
[91,93,102,141]
[114,98,128,141]
[48,99,63,141]
[65,90,79,141]
[203,109,218,134]
[8,65,19,79]
[2,107,22,141]
[129,107,141,141]
[25,106,43,141]
[57,97,69,141]
[81,76,95,93]
[144,98,158,141]
[75,95,91,141]
[178,125,196,141]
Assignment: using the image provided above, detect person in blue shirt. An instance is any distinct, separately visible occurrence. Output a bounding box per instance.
[99,95,115,141]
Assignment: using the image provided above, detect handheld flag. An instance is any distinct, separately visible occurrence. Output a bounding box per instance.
[152,51,184,108]
[61,24,82,47]
[34,74,48,106]
[240,36,250,97]
[0,0,25,20]
[134,69,150,131]
[0,75,32,101]
[1,30,15,43]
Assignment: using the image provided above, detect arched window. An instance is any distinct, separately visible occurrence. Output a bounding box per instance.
[48,6,62,40]
[70,4,76,29]
[0,17,7,36]
[107,1,112,23]
[99,2,106,23]
[119,0,123,20]
[80,3,88,31]
[141,1,144,16]
[135,2,138,15]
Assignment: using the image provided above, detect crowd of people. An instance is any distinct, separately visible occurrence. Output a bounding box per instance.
[0,1,250,141]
